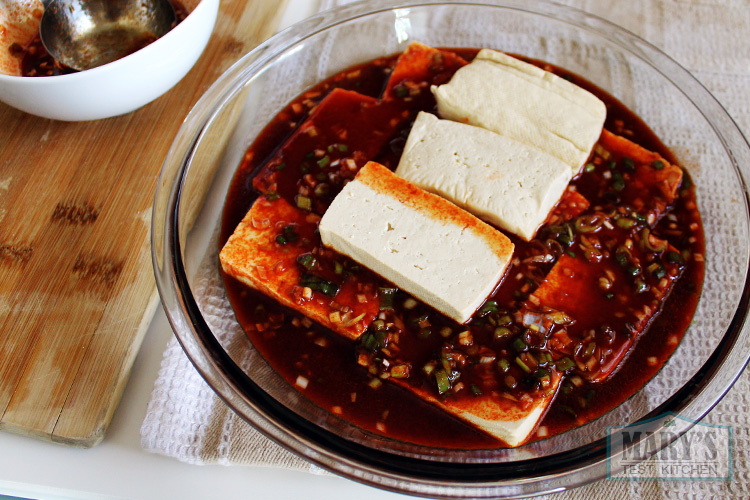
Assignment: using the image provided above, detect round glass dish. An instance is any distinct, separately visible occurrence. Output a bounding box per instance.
[152,1,750,497]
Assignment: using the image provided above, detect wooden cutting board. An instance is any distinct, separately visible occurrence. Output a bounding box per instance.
[0,0,288,448]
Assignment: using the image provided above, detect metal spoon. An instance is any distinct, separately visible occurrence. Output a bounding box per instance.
[39,0,176,72]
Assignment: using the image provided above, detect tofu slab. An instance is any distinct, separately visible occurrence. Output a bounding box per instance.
[432,49,606,173]
[597,130,683,224]
[382,42,467,99]
[524,240,682,382]
[396,112,574,241]
[252,88,411,212]
[219,195,380,340]
[393,372,561,447]
[319,162,514,324]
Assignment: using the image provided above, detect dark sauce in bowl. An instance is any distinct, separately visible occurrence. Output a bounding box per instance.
[10,0,188,77]
[220,48,705,449]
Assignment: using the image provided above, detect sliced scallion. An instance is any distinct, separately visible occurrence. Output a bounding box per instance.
[435,369,451,395]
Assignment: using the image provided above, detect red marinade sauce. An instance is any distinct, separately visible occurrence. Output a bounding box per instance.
[220,48,705,449]
[15,0,189,77]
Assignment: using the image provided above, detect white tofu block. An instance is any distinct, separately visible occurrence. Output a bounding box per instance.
[319,162,514,324]
[396,112,573,241]
[393,370,561,447]
[432,49,607,174]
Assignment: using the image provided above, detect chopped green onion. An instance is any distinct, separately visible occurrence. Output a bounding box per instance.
[276,225,299,245]
[379,287,397,310]
[439,326,453,338]
[360,330,386,350]
[435,369,451,395]
[641,228,668,252]
[666,251,684,265]
[266,192,280,201]
[317,156,330,168]
[334,261,344,274]
[497,358,510,372]
[470,384,483,396]
[338,144,349,152]
[584,162,596,173]
[515,356,531,373]
[535,367,551,382]
[555,357,575,371]
[612,171,625,192]
[368,378,383,389]
[371,319,387,332]
[584,342,596,357]
[478,300,499,316]
[651,159,665,170]
[648,262,667,279]
[297,253,318,270]
[390,365,409,378]
[575,214,604,233]
[299,273,339,297]
[494,326,512,340]
[296,195,312,211]
[304,151,315,159]
[314,183,330,197]
[622,157,636,172]
[394,85,409,98]
[616,217,636,230]
[275,162,286,171]
[635,279,649,293]
[512,338,527,353]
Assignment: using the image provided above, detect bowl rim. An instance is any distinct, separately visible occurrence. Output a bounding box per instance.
[152,0,750,497]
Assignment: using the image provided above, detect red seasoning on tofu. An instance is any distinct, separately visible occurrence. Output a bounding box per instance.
[219,42,705,449]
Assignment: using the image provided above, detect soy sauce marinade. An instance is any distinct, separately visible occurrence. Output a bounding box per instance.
[221,48,704,448]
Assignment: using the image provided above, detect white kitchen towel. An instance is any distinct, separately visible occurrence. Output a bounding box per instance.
[141,0,750,497]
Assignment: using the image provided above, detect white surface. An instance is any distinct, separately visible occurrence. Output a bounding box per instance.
[396,111,573,241]
[0,1,401,499]
[0,0,219,121]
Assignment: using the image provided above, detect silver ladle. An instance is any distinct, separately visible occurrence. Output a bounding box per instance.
[39,0,176,72]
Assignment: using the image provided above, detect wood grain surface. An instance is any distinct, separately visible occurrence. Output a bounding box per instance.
[0,0,287,448]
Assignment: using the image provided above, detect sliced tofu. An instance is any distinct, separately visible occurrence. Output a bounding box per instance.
[392,372,561,447]
[546,187,590,226]
[382,42,467,99]
[597,130,683,224]
[219,195,380,341]
[396,112,573,241]
[432,49,606,174]
[319,161,514,324]
[524,237,682,382]
[252,88,411,212]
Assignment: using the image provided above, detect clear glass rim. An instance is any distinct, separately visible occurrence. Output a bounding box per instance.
[151,0,750,497]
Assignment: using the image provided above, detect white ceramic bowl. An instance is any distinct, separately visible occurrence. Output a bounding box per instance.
[0,0,219,121]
